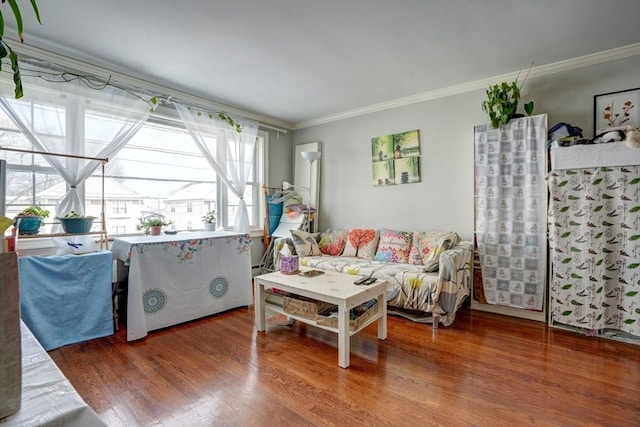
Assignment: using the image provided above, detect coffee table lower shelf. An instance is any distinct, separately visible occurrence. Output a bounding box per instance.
[264,300,384,336]
[254,270,388,368]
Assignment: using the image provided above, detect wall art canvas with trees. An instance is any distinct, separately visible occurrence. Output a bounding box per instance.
[371,129,420,187]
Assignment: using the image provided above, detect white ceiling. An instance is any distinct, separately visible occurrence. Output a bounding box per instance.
[7,0,640,128]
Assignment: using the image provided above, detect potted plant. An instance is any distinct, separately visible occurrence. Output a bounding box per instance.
[481,65,535,128]
[202,210,217,231]
[56,210,96,234]
[14,206,50,235]
[136,214,168,236]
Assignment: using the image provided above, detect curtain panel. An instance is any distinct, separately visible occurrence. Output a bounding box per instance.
[548,165,640,338]
[474,114,548,311]
[0,63,155,230]
[175,103,258,233]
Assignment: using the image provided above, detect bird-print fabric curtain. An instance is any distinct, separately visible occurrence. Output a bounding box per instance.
[474,114,547,310]
[548,165,640,338]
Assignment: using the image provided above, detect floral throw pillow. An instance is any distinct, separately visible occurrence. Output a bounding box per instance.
[290,229,322,256]
[409,230,461,271]
[318,229,348,256]
[342,229,380,260]
[373,229,413,263]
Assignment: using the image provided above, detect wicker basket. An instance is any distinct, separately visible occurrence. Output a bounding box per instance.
[316,300,380,331]
[283,295,336,320]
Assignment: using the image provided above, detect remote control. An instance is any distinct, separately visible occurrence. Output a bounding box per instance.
[362,277,377,286]
[354,277,368,285]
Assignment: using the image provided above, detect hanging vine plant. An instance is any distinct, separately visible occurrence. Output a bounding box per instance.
[0,0,41,98]
[187,106,243,133]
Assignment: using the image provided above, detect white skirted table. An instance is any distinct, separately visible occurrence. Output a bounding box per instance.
[111,231,252,341]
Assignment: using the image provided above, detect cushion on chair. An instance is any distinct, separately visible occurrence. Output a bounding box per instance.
[318,229,348,256]
[373,229,413,263]
[290,229,322,256]
[409,230,460,271]
[342,229,380,259]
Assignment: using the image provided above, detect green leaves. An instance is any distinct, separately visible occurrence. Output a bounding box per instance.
[481,77,532,128]
[524,101,534,115]
[0,0,42,99]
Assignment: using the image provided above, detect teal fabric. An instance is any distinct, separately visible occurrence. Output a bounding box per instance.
[19,250,114,350]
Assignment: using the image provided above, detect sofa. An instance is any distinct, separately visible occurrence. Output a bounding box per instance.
[274,228,473,327]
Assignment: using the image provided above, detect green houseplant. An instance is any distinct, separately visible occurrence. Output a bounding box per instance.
[136,214,168,236]
[481,65,535,128]
[202,210,216,231]
[14,205,49,235]
[0,0,42,98]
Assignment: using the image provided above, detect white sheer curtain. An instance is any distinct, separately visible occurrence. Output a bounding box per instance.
[175,103,258,233]
[0,64,155,231]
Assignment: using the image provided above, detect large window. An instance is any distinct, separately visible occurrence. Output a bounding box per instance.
[0,103,266,235]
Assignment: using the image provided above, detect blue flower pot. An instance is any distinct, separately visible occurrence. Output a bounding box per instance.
[58,217,95,234]
[14,216,43,235]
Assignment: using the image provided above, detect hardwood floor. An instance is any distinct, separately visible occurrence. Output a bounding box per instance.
[49,306,640,427]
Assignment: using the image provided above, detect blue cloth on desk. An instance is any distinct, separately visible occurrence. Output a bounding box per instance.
[18,250,114,351]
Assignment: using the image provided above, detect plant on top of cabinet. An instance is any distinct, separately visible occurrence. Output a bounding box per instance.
[481,64,535,128]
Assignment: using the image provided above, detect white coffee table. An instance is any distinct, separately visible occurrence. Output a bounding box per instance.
[254,269,387,368]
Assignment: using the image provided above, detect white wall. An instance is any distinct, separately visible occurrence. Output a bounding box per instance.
[292,55,640,241]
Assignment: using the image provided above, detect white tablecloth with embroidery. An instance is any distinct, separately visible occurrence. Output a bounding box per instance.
[111,231,252,341]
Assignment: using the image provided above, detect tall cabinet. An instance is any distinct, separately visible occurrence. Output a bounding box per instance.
[473,114,548,321]
[548,144,640,344]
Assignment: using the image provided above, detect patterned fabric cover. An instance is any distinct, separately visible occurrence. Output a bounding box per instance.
[318,229,348,256]
[342,229,380,259]
[409,230,460,271]
[373,229,413,263]
[290,229,321,256]
[300,241,473,326]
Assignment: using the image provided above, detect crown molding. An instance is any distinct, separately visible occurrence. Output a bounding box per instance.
[293,43,640,130]
[10,42,295,131]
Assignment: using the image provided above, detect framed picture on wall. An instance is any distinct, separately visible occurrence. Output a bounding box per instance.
[593,87,639,132]
[371,130,420,186]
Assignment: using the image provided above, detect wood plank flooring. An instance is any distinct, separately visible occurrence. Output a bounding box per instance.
[48,306,640,427]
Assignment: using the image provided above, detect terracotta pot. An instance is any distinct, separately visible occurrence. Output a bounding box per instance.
[150,226,162,236]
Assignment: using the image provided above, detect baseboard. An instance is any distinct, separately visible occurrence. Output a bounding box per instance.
[470,300,546,322]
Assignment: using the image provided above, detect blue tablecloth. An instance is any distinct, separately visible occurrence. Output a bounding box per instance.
[18,250,114,351]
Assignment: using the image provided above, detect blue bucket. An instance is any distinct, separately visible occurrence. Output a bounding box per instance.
[266,195,283,234]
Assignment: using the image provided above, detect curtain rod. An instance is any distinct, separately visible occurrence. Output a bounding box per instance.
[12,42,295,132]
[259,123,287,134]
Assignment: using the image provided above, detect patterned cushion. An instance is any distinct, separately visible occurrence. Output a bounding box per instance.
[318,229,348,256]
[373,229,413,263]
[342,229,380,260]
[290,229,321,256]
[409,230,460,271]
